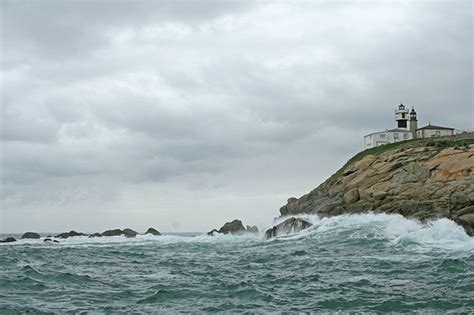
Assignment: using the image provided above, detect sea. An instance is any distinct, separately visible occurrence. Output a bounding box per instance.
[1,213,473,313]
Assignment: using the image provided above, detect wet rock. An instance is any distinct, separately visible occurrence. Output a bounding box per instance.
[55,230,87,238]
[208,220,258,236]
[43,238,59,243]
[101,229,123,237]
[0,237,16,243]
[454,214,474,236]
[145,228,161,236]
[246,225,259,233]
[218,219,247,235]
[207,229,219,236]
[122,228,138,238]
[88,233,102,238]
[264,217,313,240]
[21,232,40,239]
[222,220,249,235]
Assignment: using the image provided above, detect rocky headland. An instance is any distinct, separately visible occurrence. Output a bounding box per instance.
[277,133,474,236]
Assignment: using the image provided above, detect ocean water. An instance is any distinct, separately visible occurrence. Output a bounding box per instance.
[1,213,473,313]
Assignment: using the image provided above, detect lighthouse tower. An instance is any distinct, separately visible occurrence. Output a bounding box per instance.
[395,103,409,129]
[409,107,418,138]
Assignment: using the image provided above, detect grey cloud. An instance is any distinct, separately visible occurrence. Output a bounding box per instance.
[1,0,472,232]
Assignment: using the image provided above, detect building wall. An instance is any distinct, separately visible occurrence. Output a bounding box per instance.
[416,129,454,138]
[364,131,413,149]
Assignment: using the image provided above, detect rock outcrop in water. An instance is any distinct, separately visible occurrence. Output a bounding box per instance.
[101,228,138,237]
[122,228,138,238]
[0,237,16,243]
[278,134,474,235]
[44,238,60,243]
[145,228,161,236]
[208,219,259,236]
[55,231,87,238]
[21,232,40,239]
[101,229,123,237]
[264,217,313,240]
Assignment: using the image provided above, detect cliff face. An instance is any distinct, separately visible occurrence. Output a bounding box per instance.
[279,134,474,235]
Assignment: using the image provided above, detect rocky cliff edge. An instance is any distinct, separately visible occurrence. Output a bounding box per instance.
[279,133,474,235]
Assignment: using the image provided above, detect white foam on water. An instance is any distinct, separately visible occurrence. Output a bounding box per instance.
[266,212,474,252]
[3,213,472,251]
[1,231,262,248]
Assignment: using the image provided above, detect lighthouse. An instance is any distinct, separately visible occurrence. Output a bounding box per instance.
[395,103,409,129]
[409,107,418,138]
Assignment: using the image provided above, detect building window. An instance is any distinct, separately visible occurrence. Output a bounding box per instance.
[394,133,399,140]
[436,131,441,136]
[380,134,386,139]
[404,133,409,139]
[402,113,405,118]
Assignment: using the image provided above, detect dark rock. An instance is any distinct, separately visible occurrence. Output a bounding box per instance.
[122,228,138,238]
[55,230,87,238]
[246,225,259,233]
[207,229,219,236]
[145,228,161,236]
[0,237,16,243]
[454,214,474,236]
[43,238,60,243]
[88,233,102,238]
[264,217,313,240]
[101,229,123,237]
[208,220,259,236]
[21,232,40,239]
[218,219,246,235]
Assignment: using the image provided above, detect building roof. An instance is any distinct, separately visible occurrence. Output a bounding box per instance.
[417,124,454,131]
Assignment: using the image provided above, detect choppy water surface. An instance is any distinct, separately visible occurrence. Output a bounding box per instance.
[1,213,473,313]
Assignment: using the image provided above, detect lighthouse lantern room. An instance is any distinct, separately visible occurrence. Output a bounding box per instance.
[395,103,409,129]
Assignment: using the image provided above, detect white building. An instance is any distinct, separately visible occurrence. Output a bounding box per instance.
[363,104,455,149]
[416,124,454,138]
[364,128,413,149]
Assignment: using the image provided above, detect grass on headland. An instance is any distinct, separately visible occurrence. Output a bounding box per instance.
[318,132,474,194]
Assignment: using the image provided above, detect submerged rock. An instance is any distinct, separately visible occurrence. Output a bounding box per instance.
[43,238,60,243]
[145,228,161,236]
[55,230,87,239]
[21,232,40,239]
[0,237,16,243]
[264,217,313,240]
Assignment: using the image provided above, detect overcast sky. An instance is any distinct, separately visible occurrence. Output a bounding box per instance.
[1,0,472,233]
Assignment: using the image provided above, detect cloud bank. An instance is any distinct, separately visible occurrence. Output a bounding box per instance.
[1,0,472,233]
